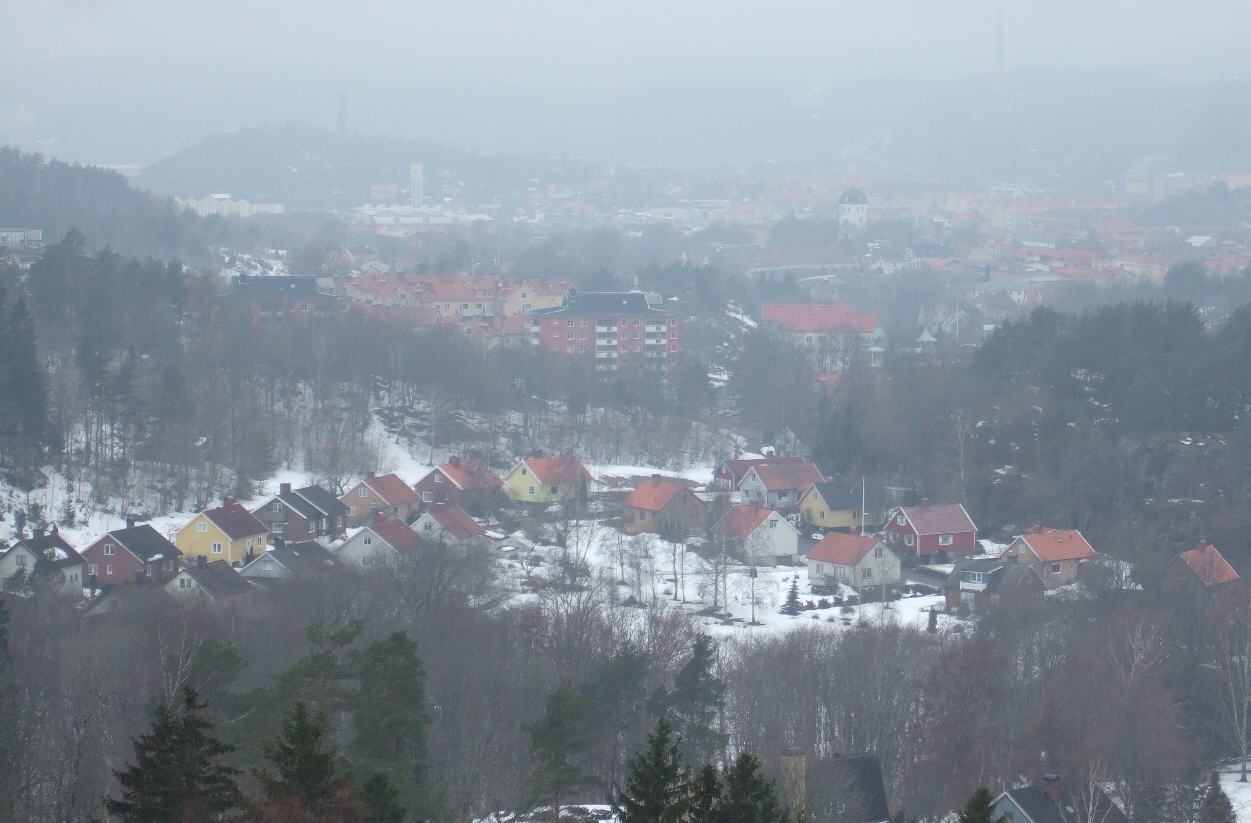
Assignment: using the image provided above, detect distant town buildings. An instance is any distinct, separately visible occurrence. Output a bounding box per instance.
[529,291,681,372]
[176,194,285,218]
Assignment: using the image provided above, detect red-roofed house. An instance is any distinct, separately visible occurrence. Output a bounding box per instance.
[412,457,505,514]
[884,501,977,557]
[340,473,420,526]
[337,513,423,568]
[809,533,901,591]
[710,504,799,565]
[712,456,810,491]
[175,497,269,567]
[503,455,592,505]
[760,304,877,372]
[412,504,487,545]
[1168,540,1240,590]
[1000,526,1097,589]
[738,461,827,511]
[621,477,706,537]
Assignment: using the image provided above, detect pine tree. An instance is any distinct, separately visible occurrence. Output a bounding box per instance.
[105,686,243,822]
[256,700,353,814]
[689,763,722,823]
[662,634,728,766]
[781,580,803,616]
[616,719,691,823]
[1198,773,1236,823]
[358,772,407,823]
[956,787,1001,823]
[351,631,428,807]
[525,680,596,811]
[718,752,789,823]
[0,288,52,488]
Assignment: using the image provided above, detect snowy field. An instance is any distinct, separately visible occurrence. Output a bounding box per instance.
[1223,768,1251,823]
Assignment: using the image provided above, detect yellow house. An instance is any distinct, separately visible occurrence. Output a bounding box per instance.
[798,481,880,531]
[503,456,592,504]
[500,280,570,316]
[175,497,269,567]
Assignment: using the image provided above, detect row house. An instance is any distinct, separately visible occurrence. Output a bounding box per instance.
[529,291,680,373]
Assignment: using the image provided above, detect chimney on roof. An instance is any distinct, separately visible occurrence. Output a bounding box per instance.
[126,516,136,530]
[280,482,292,496]
[51,524,59,535]
[1041,775,1062,805]
[34,527,45,539]
[920,498,929,506]
[197,554,207,567]
[273,536,284,548]
[365,470,375,479]
[651,473,661,481]
[224,496,235,510]
[450,456,461,467]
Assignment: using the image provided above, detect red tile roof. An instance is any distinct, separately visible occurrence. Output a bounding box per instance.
[624,478,685,512]
[711,505,775,538]
[437,458,503,490]
[760,304,877,334]
[523,456,592,485]
[204,498,268,540]
[719,456,810,486]
[364,473,419,506]
[1019,527,1096,563]
[367,514,420,553]
[1180,540,1240,587]
[809,533,879,566]
[897,503,976,536]
[423,504,485,540]
[748,461,826,493]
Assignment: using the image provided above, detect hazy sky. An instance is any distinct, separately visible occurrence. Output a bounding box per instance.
[4,0,1250,165]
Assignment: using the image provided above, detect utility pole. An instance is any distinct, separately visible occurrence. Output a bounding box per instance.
[749,566,758,625]
[860,476,867,537]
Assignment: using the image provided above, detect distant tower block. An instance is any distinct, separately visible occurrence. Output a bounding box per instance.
[838,187,868,235]
[409,162,424,208]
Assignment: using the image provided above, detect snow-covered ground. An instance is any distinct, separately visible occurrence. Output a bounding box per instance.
[1222,768,1251,823]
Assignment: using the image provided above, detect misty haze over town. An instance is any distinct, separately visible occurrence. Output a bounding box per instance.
[3,2,1251,822]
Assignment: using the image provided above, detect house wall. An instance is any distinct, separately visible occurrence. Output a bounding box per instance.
[175,515,265,566]
[240,554,292,579]
[742,515,800,564]
[337,529,397,568]
[82,537,177,586]
[340,482,417,526]
[884,516,976,557]
[622,492,706,537]
[1001,539,1083,588]
[991,795,1032,823]
[252,500,315,544]
[0,546,37,587]
[852,545,902,590]
[503,464,587,504]
[739,471,804,511]
[412,469,459,506]
[799,490,860,530]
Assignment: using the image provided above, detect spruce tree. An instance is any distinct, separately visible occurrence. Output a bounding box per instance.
[662,634,728,766]
[352,632,428,807]
[1198,773,1237,823]
[525,679,597,812]
[256,700,353,814]
[105,687,242,822]
[358,773,408,823]
[616,719,691,823]
[689,763,723,823]
[781,580,803,616]
[719,752,789,823]
[956,787,1002,823]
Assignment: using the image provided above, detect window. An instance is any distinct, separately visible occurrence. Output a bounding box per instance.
[1050,563,1062,573]
[567,320,576,327]
[904,535,915,546]
[566,345,575,353]
[550,485,558,494]
[567,333,575,341]
[461,303,468,309]
[863,568,873,579]
[768,519,777,529]
[179,577,191,589]
[579,319,588,327]
[818,510,824,520]
[363,535,372,545]
[164,560,172,571]
[14,555,25,568]
[212,542,223,554]
[633,332,640,340]
[528,486,536,495]
[523,303,532,311]
[938,534,953,546]
[896,514,905,525]
[362,556,374,567]
[874,545,883,558]
[105,564,113,576]
[358,487,368,497]
[579,332,587,340]
[272,501,282,512]
[423,523,433,532]
[633,319,641,326]
[422,491,433,502]
[348,506,356,517]
[520,467,528,475]
[103,543,116,556]
[889,532,899,543]
[669,332,677,339]
[434,473,444,483]
[837,567,847,578]
[197,521,208,532]
[89,564,98,576]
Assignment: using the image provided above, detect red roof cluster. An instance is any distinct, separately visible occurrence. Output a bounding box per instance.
[624,478,685,512]
[524,456,592,485]
[1180,540,1240,587]
[423,504,485,540]
[364,474,419,506]
[1019,527,1096,563]
[760,304,877,334]
[711,505,774,538]
[809,533,880,566]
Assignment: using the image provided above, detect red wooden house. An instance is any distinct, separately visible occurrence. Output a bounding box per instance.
[81,520,183,587]
[411,456,504,514]
[883,501,977,557]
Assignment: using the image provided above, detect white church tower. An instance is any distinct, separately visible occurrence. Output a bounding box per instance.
[838,187,868,235]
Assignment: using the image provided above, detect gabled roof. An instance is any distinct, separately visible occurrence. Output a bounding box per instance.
[244,541,336,575]
[362,473,420,506]
[945,558,1038,595]
[806,480,869,511]
[760,304,876,334]
[810,533,880,566]
[203,499,269,540]
[15,531,83,568]
[435,458,503,491]
[711,505,775,538]
[293,485,349,517]
[522,456,592,485]
[1017,527,1096,563]
[1179,540,1240,587]
[624,478,686,512]
[895,503,976,536]
[421,504,485,540]
[109,524,182,563]
[718,456,809,485]
[746,461,826,492]
[997,780,1129,823]
[179,560,253,599]
[365,515,421,553]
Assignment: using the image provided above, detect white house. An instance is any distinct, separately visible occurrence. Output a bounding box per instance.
[709,504,800,565]
[336,514,420,568]
[808,533,901,592]
[737,461,825,512]
[411,503,487,546]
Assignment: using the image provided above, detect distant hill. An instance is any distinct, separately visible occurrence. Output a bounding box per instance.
[0,147,229,262]
[134,122,549,212]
